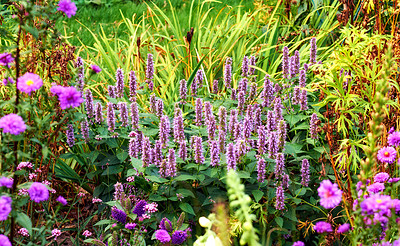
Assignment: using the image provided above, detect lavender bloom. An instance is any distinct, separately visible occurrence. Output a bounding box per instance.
[241,56,249,77]
[262,74,274,108]
[171,230,187,245]
[242,117,252,139]
[268,131,279,159]
[75,57,84,91]
[258,126,266,155]
[196,69,205,88]
[115,68,124,98]
[84,89,94,118]
[146,54,154,91]
[226,142,237,171]
[66,124,75,147]
[0,234,11,246]
[248,82,257,102]
[310,37,317,65]
[274,153,285,178]
[257,158,266,183]
[274,83,281,94]
[254,107,262,127]
[213,80,219,94]
[129,138,138,158]
[0,177,13,189]
[314,221,332,233]
[156,99,164,118]
[94,102,103,124]
[300,89,308,110]
[179,79,187,102]
[154,140,163,166]
[238,91,245,113]
[238,78,248,93]
[204,101,213,121]
[130,101,139,129]
[277,120,287,151]
[274,97,283,121]
[282,46,290,79]
[228,109,238,137]
[56,86,83,110]
[81,119,89,143]
[367,182,385,193]
[0,196,11,221]
[275,185,285,210]
[377,146,397,164]
[249,55,256,76]
[150,94,157,114]
[235,139,249,159]
[388,131,400,147]
[112,207,127,224]
[290,50,300,78]
[173,108,185,143]
[2,77,14,86]
[107,102,115,132]
[304,63,309,72]
[231,88,237,100]
[142,136,151,167]
[159,115,170,147]
[159,217,173,232]
[299,70,306,87]
[318,180,343,209]
[301,159,310,187]
[57,0,77,18]
[108,85,116,98]
[374,172,390,183]
[178,141,187,161]
[56,196,68,206]
[167,149,177,177]
[282,173,290,188]
[191,78,198,97]
[193,136,205,164]
[218,130,226,153]
[266,111,276,132]
[206,115,217,140]
[118,102,129,127]
[129,70,137,99]
[293,242,305,246]
[195,98,203,126]
[310,113,319,139]
[136,131,143,153]
[155,230,171,243]
[292,87,300,105]
[233,121,242,140]
[0,52,14,67]
[209,140,220,167]
[224,57,232,89]
[218,106,227,132]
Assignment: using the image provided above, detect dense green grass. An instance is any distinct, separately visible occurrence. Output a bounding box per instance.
[57,0,255,47]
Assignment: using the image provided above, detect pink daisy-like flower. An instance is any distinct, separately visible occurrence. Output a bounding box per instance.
[50,85,65,96]
[57,0,77,18]
[313,221,332,233]
[0,114,26,135]
[374,172,390,183]
[28,182,49,203]
[56,196,68,206]
[377,146,397,164]
[90,64,101,73]
[57,86,83,110]
[337,223,350,234]
[367,182,385,193]
[318,180,342,209]
[388,131,400,147]
[17,72,43,95]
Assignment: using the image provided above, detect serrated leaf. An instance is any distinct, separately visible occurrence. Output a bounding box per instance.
[252,190,263,203]
[16,212,32,236]
[174,174,195,181]
[179,203,195,216]
[275,217,283,228]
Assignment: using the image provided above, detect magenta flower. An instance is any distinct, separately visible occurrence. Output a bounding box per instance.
[90,64,101,73]
[155,229,171,243]
[17,72,43,95]
[293,242,305,246]
[317,180,342,209]
[57,0,77,18]
[0,53,14,67]
[374,172,390,183]
[0,177,13,189]
[0,234,11,246]
[0,114,26,135]
[337,223,350,233]
[50,85,64,96]
[367,182,385,193]
[377,146,397,164]
[2,77,14,86]
[313,221,332,233]
[171,230,187,245]
[52,229,62,240]
[82,230,92,237]
[57,86,83,109]
[28,182,49,203]
[56,196,68,206]
[125,223,136,230]
[0,196,12,221]
[388,131,400,147]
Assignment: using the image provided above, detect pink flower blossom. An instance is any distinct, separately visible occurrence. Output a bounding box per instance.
[317,180,342,209]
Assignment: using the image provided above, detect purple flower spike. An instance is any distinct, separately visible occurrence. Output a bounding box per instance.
[195,98,203,126]
[226,142,237,171]
[66,124,75,147]
[310,113,319,139]
[262,74,274,108]
[249,55,256,76]
[204,101,213,122]
[178,141,187,161]
[108,85,116,98]
[257,158,266,183]
[238,78,248,93]
[130,101,139,129]
[282,46,290,79]
[277,120,287,151]
[241,56,249,77]
[248,82,257,102]
[167,149,177,177]
[156,99,164,118]
[111,207,127,224]
[268,131,279,159]
[213,80,219,94]
[228,109,238,137]
[159,115,170,148]
[94,102,103,124]
[218,106,227,132]
[171,230,187,245]
[301,159,310,187]
[129,138,138,158]
[299,70,306,87]
[107,102,115,132]
[209,140,220,167]
[310,37,317,65]
[318,180,342,209]
[274,97,283,121]
[142,136,151,167]
[118,102,129,127]
[194,136,205,164]
[275,184,285,210]
[115,68,124,98]
[84,89,94,118]
[180,79,187,102]
[224,57,232,89]
[129,70,137,100]
[173,108,185,143]
[146,54,154,91]
[218,130,226,153]
[274,153,285,178]
[81,119,89,143]
[238,91,245,113]
[290,50,300,78]
[258,126,266,155]
[300,89,308,110]
[266,110,276,132]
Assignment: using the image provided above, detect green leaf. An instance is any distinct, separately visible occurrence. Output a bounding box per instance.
[174,174,195,181]
[252,190,263,203]
[16,212,32,236]
[117,152,128,162]
[94,219,114,226]
[149,194,167,201]
[176,188,195,198]
[274,217,283,228]
[179,203,195,216]
[146,175,168,183]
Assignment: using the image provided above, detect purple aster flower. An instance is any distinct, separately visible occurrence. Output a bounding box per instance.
[275,184,285,210]
[90,64,101,73]
[84,89,94,118]
[226,142,237,171]
[171,230,187,245]
[0,235,11,246]
[159,115,170,147]
[195,98,203,126]
[28,182,49,203]
[293,242,305,246]
[389,177,400,183]
[111,207,127,224]
[17,72,43,95]
[301,159,310,187]
[130,101,139,129]
[242,55,249,77]
[0,114,26,135]
[337,223,350,234]
[81,119,89,143]
[310,113,319,139]
[209,140,220,167]
[257,158,266,183]
[388,131,400,147]
[2,77,14,86]
[133,200,147,217]
[0,196,12,221]
[118,102,129,127]
[377,146,397,164]
[115,68,124,98]
[94,102,103,124]
[56,196,68,206]
[179,79,187,102]
[314,221,332,233]
[389,127,395,134]
[367,182,385,193]
[318,180,342,209]
[58,86,83,109]
[224,57,232,89]
[66,124,75,147]
[107,102,115,132]
[0,53,14,67]
[125,223,136,230]
[282,46,290,79]
[155,229,171,243]
[310,37,317,65]
[159,217,172,232]
[108,85,116,98]
[0,177,13,189]
[57,0,77,18]
[375,172,390,183]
